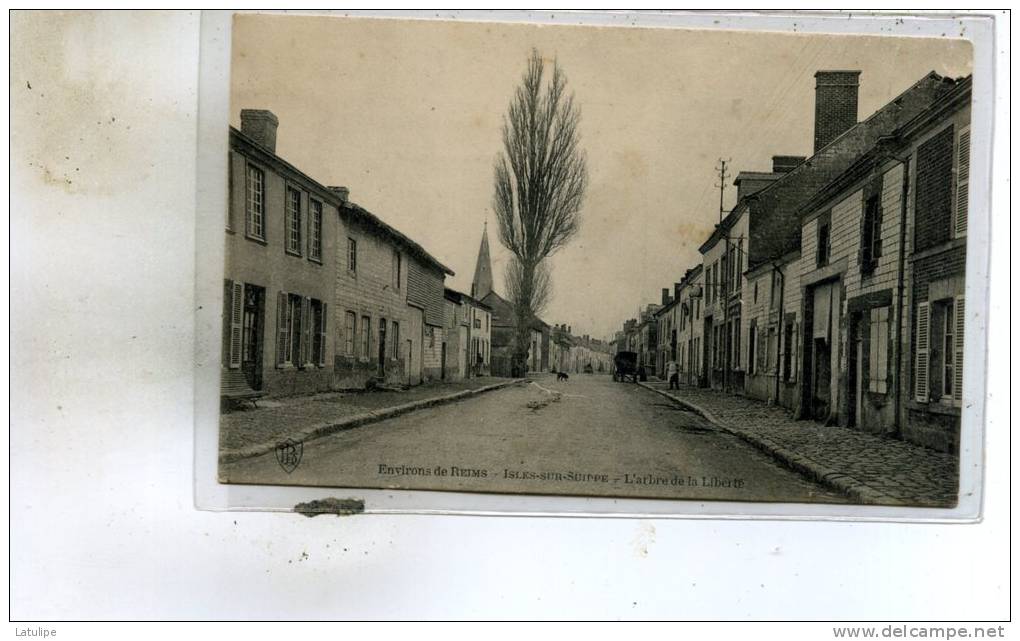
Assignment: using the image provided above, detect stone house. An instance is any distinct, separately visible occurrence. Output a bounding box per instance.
[333,199,452,389]
[675,265,704,387]
[743,249,802,409]
[224,109,453,396]
[223,110,340,398]
[900,76,972,452]
[444,287,493,380]
[791,73,966,442]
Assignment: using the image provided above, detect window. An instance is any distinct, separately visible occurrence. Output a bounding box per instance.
[361,315,371,358]
[391,321,400,359]
[735,239,743,291]
[392,250,402,290]
[816,212,831,267]
[276,293,302,367]
[286,187,302,255]
[770,271,781,310]
[915,296,965,406]
[721,254,728,297]
[868,306,890,394]
[309,199,323,261]
[915,126,955,251]
[348,237,358,273]
[861,194,882,274]
[942,301,956,400]
[782,320,795,382]
[344,312,356,356]
[310,299,327,366]
[954,126,970,238]
[245,164,265,240]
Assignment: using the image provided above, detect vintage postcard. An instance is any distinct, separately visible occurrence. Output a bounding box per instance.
[213,12,980,510]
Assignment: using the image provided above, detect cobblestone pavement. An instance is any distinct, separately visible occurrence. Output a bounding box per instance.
[221,374,846,504]
[220,377,510,454]
[641,381,959,507]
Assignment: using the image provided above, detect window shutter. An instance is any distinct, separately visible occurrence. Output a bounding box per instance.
[954,295,965,405]
[319,303,328,366]
[229,281,244,369]
[955,127,970,238]
[792,321,799,382]
[276,291,287,367]
[915,302,930,402]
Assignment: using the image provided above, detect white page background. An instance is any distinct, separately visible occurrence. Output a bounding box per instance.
[8,10,1011,621]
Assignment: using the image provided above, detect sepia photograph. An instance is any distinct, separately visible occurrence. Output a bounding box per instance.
[215,13,975,509]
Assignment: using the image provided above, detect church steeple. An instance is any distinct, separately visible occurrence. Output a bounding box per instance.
[471,222,494,299]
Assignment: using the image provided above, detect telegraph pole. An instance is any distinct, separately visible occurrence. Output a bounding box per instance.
[715,158,731,223]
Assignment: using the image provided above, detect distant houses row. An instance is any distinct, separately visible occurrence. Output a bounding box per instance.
[221,109,611,404]
[614,70,972,454]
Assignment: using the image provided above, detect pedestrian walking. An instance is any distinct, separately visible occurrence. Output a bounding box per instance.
[666,358,679,390]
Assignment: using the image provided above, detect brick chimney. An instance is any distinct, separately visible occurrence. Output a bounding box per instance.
[674,282,683,301]
[813,71,860,153]
[772,155,806,173]
[662,288,671,306]
[327,186,350,203]
[240,109,279,153]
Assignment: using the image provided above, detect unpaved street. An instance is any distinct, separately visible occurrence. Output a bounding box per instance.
[221,375,846,503]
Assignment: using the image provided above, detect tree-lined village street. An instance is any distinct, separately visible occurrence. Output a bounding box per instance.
[220,26,971,507]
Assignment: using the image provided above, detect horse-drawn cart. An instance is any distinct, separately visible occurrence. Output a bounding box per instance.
[612,351,641,383]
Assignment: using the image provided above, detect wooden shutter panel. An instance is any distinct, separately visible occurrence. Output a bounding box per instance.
[955,127,970,238]
[792,321,799,382]
[954,295,965,405]
[229,281,244,369]
[915,302,930,402]
[301,297,312,366]
[276,291,287,367]
[319,303,328,366]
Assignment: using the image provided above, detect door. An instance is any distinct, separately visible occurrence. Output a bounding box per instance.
[441,342,447,380]
[404,339,413,384]
[377,318,387,377]
[241,284,264,390]
[849,312,863,428]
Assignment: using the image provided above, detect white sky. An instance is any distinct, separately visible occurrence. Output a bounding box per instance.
[230,14,971,340]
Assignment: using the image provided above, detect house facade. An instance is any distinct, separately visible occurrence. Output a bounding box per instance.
[616,69,972,457]
[444,287,493,380]
[675,265,704,387]
[901,78,971,452]
[223,111,339,398]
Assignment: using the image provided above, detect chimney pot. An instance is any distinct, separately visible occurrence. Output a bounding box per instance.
[239,109,279,154]
[772,155,807,173]
[813,70,861,153]
[328,186,350,203]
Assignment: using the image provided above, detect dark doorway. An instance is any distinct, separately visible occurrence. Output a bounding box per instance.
[241,284,265,390]
[441,342,447,380]
[377,318,387,377]
[848,312,864,428]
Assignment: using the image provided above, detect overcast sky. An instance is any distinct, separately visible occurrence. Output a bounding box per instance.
[230,14,971,340]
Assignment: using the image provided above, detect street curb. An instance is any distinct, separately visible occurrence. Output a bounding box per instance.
[637,383,901,505]
[219,379,528,464]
